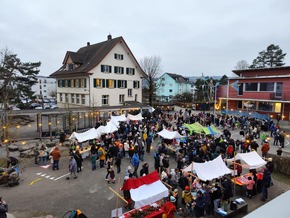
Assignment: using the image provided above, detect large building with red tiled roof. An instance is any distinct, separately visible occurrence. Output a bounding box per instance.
[50,35,146,109]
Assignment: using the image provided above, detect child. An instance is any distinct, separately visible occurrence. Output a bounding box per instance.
[90,152,97,171]
[246,177,255,198]
[107,166,115,184]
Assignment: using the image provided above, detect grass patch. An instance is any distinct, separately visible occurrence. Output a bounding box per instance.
[272,171,290,185]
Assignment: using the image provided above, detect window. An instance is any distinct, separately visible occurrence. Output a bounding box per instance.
[71,94,75,103]
[65,94,68,103]
[169,89,172,92]
[119,94,125,103]
[126,68,135,75]
[245,83,258,91]
[260,82,274,91]
[94,79,105,88]
[133,81,140,89]
[114,53,123,60]
[106,79,116,88]
[81,94,85,104]
[114,66,124,74]
[102,95,109,105]
[128,89,132,97]
[44,79,47,83]
[258,102,273,112]
[101,65,112,73]
[76,94,80,104]
[60,93,63,102]
[43,90,46,93]
[43,85,46,87]
[68,64,74,71]
[117,80,127,88]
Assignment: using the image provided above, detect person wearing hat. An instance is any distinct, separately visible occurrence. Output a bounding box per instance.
[163,196,177,218]
[182,186,192,205]
[261,140,270,158]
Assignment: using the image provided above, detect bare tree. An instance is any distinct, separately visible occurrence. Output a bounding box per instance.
[139,56,162,106]
[235,60,249,70]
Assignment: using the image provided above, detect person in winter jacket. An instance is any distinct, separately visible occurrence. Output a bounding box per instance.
[66,156,77,180]
[50,146,61,170]
[193,190,206,218]
[0,198,8,218]
[182,186,192,205]
[131,152,140,178]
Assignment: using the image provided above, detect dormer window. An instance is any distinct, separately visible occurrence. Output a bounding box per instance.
[114,53,123,60]
[68,63,74,71]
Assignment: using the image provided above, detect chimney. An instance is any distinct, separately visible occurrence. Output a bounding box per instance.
[87,42,90,46]
[107,34,112,41]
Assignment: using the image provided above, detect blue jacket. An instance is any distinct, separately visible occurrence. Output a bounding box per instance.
[132,153,139,167]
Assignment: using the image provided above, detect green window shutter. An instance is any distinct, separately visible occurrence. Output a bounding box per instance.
[101,65,104,72]
[126,68,128,75]
[121,67,124,74]
[114,66,117,73]
[109,66,112,73]
[114,80,117,88]
[102,79,106,88]
[125,80,127,88]
[118,80,121,88]
[106,79,109,88]
[93,79,96,88]
[84,78,87,88]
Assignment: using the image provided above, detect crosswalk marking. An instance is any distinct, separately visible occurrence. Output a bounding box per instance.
[36,172,69,182]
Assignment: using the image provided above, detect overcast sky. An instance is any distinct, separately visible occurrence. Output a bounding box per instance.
[1,0,290,78]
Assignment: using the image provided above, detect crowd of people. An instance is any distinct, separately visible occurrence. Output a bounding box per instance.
[62,109,279,217]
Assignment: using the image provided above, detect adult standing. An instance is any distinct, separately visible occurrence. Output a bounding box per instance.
[163,196,177,218]
[131,152,140,178]
[98,145,106,168]
[261,168,271,201]
[145,135,152,154]
[193,190,206,218]
[0,198,8,218]
[73,149,83,173]
[261,140,270,158]
[59,129,66,145]
[39,144,48,166]
[6,157,18,168]
[66,156,77,180]
[50,146,61,170]
[33,144,40,165]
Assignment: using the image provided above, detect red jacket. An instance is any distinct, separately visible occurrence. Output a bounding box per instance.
[163,201,177,218]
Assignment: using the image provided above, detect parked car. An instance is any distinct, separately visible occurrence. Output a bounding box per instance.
[50,105,59,109]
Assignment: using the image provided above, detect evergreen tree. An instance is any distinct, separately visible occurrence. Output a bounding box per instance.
[0,48,41,109]
[250,44,286,68]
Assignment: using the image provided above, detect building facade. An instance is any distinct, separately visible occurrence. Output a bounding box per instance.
[50,35,146,109]
[155,73,192,102]
[219,66,290,120]
[31,76,57,99]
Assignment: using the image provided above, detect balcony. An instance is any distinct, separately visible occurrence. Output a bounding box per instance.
[269,93,290,101]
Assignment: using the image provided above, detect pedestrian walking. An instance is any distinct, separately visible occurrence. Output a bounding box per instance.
[66,156,77,180]
[132,152,140,178]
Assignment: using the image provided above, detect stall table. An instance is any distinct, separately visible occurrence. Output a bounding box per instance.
[78,146,91,159]
[231,173,252,196]
[121,204,165,218]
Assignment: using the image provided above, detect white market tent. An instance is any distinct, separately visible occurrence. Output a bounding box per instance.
[69,128,99,143]
[157,129,184,139]
[110,114,127,127]
[121,171,168,208]
[183,156,231,181]
[227,151,267,169]
[127,113,143,121]
[95,121,118,136]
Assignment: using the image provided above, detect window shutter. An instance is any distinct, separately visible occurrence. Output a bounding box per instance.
[68,80,71,87]
[121,67,124,74]
[114,80,117,88]
[102,79,106,88]
[101,65,104,72]
[125,80,127,88]
[138,81,140,88]
[58,80,61,87]
[84,78,87,88]
[93,79,96,88]
[109,66,112,73]
[114,66,117,73]
[114,53,117,59]
[106,79,109,88]
[118,80,121,88]
[126,68,128,75]
[133,69,135,75]
[62,80,65,87]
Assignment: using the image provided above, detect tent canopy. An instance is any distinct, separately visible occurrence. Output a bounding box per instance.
[121,171,168,208]
[183,156,231,181]
[157,129,184,139]
[68,128,99,142]
[127,113,143,121]
[227,151,267,169]
[183,123,220,135]
[110,114,127,127]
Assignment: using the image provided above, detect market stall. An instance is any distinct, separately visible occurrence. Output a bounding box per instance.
[121,171,169,209]
[183,155,231,181]
[127,113,143,121]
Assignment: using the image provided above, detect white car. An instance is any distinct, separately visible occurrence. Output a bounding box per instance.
[50,105,59,109]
